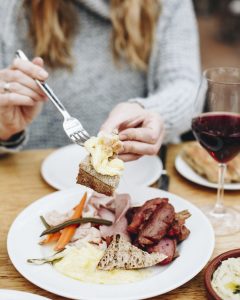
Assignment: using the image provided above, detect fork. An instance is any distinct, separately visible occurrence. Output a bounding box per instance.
[15,49,90,146]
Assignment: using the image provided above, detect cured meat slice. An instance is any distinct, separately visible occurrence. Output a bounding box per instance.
[99,194,131,241]
[147,237,177,265]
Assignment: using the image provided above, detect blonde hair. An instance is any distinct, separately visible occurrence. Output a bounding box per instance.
[26,0,160,71]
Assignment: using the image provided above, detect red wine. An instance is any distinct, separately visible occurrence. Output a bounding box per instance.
[192,113,240,163]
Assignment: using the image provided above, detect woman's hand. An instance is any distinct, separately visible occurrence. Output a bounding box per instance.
[0,57,48,141]
[101,102,165,161]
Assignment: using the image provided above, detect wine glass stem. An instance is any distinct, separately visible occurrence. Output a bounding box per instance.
[213,163,226,214]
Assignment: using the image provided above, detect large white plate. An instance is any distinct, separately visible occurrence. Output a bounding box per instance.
[175,155,240,190]
[7,185,215,300]
[41,144,163,190]
[0,289,51,300]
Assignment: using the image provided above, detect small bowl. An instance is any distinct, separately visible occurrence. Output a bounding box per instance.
[204,248,240,300]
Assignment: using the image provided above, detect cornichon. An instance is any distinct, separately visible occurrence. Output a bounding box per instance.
[40,217,112,237]
[40,215,51,229]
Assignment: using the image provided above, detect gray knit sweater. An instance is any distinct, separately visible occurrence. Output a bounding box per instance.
[0,0,201,150]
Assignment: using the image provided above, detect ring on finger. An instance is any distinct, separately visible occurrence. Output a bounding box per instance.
[3,82,11,93]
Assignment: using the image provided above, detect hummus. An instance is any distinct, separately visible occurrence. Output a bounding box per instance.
[211,257,240,300]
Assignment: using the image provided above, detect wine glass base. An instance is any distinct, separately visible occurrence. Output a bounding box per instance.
[201,205,240,236]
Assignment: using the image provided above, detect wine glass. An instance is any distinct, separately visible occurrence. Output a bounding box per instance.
[192,67,240,236]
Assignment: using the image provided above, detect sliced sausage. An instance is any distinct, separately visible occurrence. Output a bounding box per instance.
[147,238,177,265]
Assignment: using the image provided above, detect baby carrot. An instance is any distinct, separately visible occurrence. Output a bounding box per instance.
[39,232,61,245]
[54,192,87,251]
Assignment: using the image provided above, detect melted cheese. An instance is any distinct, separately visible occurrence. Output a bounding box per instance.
[54,242,150,284]
[84,132,124,176]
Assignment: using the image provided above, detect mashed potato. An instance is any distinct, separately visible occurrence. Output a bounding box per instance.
[54,242,150,284]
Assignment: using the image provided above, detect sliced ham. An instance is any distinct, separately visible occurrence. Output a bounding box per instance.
[147,238,177,265]
[98,207,115,222]
[100,194,131,241]
[72,224,102,244]
[88,192,115,210]
[82,204,98,218]
[44,209,73,226]
[71,223,92,241]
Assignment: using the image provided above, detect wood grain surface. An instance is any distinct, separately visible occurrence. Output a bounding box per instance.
[0,143,239,300]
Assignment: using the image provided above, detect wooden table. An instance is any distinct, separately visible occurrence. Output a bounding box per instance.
[0,143,239,300]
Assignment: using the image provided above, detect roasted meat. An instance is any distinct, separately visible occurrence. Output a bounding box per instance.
[167,210,191,242]
[127,198,168,233]
[147,237,177,265]
[176,225,190,242]
[126,197,191,266]
[137,202,175,246]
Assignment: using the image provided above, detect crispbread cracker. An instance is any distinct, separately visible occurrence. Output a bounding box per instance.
[97,234,167,270]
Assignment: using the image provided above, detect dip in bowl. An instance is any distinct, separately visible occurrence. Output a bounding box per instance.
[205,249,240,300]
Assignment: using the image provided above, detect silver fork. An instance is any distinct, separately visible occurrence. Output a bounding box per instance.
[15,49,90,146]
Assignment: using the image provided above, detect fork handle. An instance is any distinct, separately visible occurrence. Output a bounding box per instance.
[15,50,71,120]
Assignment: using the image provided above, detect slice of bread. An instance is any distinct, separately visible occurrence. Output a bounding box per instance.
[97,234,167,270]
[76,155,120,196]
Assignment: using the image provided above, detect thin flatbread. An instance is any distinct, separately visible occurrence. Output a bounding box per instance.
[97,234,167,270]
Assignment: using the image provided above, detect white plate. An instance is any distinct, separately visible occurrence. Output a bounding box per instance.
[0,289,51,300]
[41,144,163,190]
[175,155,240,190]
[7,185,215,300]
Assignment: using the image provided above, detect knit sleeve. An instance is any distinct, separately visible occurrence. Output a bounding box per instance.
[130,0,201,143]
[0,1,29,154]
[0,2,4,70]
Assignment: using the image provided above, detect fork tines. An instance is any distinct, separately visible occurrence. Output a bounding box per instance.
[70,130,90,145]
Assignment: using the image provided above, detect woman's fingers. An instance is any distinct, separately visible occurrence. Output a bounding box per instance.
[32,57,44,67]
[118,115,144,131]
[0,93,35,106]
[100,118,121,133]
[11,58,48,81]
[120,129,164,156]
[0,69,46,99]
[119,127,160,144]
[118,154,141,162]
[121,140,159,155]
[119,114,163,143]
[6,82,45,102]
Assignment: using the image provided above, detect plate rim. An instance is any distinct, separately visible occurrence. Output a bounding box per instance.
[175,155,240,190]
[0,289,51,300]
[7,186,215,300]
[40,144,163,190]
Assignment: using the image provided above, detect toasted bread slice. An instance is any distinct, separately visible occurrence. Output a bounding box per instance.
[97,234,167,270]
[76,155,120,196]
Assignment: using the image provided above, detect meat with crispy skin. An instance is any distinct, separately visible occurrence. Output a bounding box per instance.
[127,198,168,234]
[167,210,191,242]
[137,202,175,246]
[147,238,177,265]
[177,225,190,242]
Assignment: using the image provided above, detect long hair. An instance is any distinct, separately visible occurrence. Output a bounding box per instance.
[26,0,160,71]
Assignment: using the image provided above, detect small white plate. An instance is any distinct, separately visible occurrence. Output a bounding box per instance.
[0,289,51,300]
[41,144,162,190]
[175,155,240,190]
[7,185,215,300]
